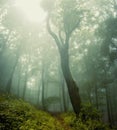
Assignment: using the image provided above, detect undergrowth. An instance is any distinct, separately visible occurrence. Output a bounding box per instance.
[0,93,115,130]
[60,103,114,130]
[0,93,63,130]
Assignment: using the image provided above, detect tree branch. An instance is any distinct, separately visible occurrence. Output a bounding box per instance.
[70,20,80,34]
[59,30,64,45]
[46,15,61,50]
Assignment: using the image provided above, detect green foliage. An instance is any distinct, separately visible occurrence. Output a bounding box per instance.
[73,118,111,130]
[60,103,112,130]
[73,104,112,130]
[0,94,64,130]
[0,94,113,130]
[60,112,76,126]
[60,0,84,34]
[79,103,101,121]
[96,16,117,59]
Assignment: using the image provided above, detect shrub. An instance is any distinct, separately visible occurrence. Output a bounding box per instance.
[0,94,64,130]
[60,103,112,130]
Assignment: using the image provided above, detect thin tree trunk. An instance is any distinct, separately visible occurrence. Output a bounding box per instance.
[87,87,92,104]
[95,84,98,109]
[6,56,19,93]
[23,67,28,100]
[41,63,45,110]
[59,87,63,111]
[6,67,15,93]
[6,42,21,93]
[36,70,42,107]
[105,87,112,126]
[17,65,21,97]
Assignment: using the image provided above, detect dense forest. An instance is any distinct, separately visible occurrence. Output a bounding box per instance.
[0,0,117,129]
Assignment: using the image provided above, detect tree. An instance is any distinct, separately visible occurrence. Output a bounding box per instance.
[94,0,117,125]
[41,0,85,115]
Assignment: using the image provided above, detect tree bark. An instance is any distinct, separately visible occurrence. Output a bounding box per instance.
[46,16,81,115]
[62,78,67,112]
[59,46,81,115]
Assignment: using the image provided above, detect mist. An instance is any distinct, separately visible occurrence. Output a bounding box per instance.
[0,0,117,129]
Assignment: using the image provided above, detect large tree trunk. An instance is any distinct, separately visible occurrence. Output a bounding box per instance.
[59,67,67,112]
[62,78,67,112]
[59,46,81,115]
[47,16,81,115]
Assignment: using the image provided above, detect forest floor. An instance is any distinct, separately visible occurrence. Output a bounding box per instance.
[51,113,72,130]
[0,93,115,130]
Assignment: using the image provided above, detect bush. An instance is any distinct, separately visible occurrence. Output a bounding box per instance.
[60,103,112,130]
[60,112,76,126]
[0,94,113,130]
[0,94,64,130]
[73,103,112,130]
[79,103,101,121]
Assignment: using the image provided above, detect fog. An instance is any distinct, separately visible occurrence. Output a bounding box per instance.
[0,0,117,127]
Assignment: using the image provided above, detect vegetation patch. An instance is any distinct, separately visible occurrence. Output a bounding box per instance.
[0,93,64,130]
[60,104,114,130]
[0,94,115,130]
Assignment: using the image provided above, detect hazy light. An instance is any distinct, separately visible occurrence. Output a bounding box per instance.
[27,78,36,89]
[15,0,46,23]
[20,55,28,63]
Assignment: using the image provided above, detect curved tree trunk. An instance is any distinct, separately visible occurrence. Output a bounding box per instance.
[59,46,81,115]
[46,16,81,115]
